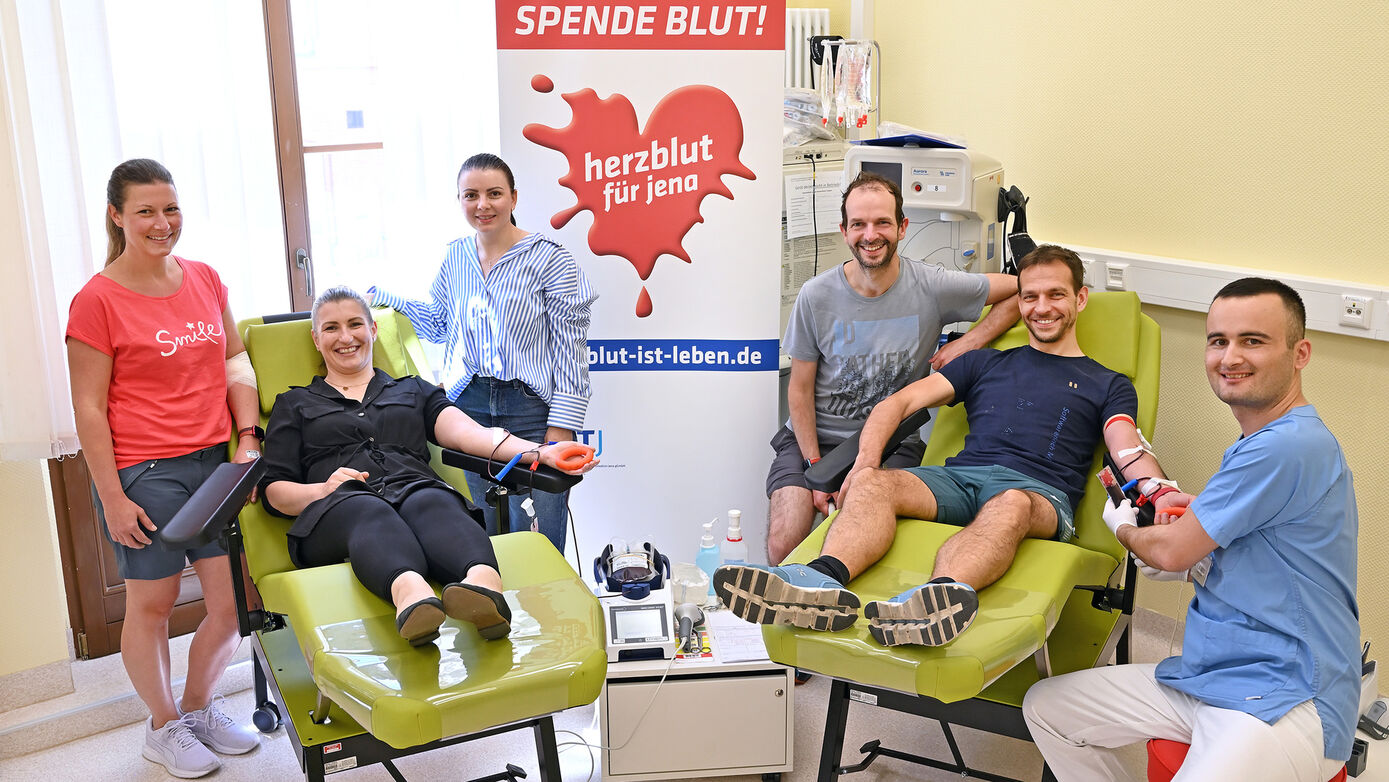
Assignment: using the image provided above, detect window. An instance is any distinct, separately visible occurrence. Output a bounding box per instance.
[269,0,501,311]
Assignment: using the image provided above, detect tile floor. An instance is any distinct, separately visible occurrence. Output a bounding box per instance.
[3,611,1378,782]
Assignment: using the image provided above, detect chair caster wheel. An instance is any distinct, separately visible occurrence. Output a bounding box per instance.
[253,701,281,733]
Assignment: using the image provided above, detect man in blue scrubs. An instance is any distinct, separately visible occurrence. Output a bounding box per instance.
[1023,278,1360,781]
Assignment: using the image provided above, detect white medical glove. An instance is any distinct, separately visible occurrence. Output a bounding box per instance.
[1132,553,1214,584]
[1132,555,1189,582]
[1102,498,1138,537]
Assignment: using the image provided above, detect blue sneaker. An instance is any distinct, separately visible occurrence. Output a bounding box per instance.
[863,581,978,647]
[712,563,859,632]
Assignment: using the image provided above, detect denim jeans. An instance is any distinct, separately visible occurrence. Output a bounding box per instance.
[454,376,570,553]
[96,443,229,579]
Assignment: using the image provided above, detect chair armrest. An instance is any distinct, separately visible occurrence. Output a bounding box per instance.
[160,459,266,548]
[439,448,582,495]
[804,407,932,493]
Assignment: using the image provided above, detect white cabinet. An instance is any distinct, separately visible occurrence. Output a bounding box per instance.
[600,657,794,781]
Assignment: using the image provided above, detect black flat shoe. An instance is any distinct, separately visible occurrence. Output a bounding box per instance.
[441,582,512,640]
[395,596,446,647]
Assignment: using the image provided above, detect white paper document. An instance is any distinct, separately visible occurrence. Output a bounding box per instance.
[784,170,843,239]
[706,608,772,663]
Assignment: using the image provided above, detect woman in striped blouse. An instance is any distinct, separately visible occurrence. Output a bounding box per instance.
[371,153,596,553]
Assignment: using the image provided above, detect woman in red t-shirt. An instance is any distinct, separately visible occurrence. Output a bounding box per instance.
[65,160,262,777]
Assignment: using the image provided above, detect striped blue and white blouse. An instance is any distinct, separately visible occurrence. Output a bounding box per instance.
[371,232,597,431]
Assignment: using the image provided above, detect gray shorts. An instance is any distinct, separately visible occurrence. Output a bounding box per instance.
[904,464,1075,542]
[96,443,230,580]
[765,425,927,496]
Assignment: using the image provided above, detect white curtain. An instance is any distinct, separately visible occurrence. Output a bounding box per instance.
[0,0,285,461]
[0,0,104,460]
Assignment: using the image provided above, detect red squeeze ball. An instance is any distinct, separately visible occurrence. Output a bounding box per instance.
[551,444,594,471]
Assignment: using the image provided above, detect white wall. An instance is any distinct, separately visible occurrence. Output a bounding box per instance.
[0,120,69,669]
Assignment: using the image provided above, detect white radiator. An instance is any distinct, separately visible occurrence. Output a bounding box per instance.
[785,8,830,89]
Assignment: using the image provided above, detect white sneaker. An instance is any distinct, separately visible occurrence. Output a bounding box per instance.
[181,695,260,754]
[143,715,221,778]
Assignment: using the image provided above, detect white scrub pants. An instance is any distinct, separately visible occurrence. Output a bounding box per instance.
[1022,663,1346,782]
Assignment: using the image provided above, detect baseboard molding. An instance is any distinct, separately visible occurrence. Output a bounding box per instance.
[0,658,252,760]
[0,660,74,715]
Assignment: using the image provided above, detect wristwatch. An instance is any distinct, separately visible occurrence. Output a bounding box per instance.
[802,456,821,471]
[238,425,266,442]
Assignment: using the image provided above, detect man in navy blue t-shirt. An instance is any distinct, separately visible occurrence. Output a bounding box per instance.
[715,245,1174,647]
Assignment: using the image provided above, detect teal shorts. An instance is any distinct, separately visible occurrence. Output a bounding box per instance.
[903,464,1075,542]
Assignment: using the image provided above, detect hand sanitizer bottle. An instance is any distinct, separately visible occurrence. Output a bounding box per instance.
[695,519,720,597]
[720,509,747,566]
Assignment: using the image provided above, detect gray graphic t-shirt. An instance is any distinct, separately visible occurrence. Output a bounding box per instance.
[783,258,990,441]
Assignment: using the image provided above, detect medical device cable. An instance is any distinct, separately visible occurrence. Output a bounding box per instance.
[1168,580,1187,657]
[555,651,682,756]
[902,219,944,266]
[486,429,514,480]
[553,728,597,782]
[566,497,582,572]
[554,495,681,768]
[922,243,957,267]
[809,155,821,275]
[1002,204,1016,272]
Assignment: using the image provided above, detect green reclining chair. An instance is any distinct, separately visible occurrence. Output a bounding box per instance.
[777,291,1160,782]
[173,310,607,782]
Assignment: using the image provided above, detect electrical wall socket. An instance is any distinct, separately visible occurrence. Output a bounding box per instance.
[1081,259,1102,289]
[1105,262,1129,291]
[1341,295,1372,329]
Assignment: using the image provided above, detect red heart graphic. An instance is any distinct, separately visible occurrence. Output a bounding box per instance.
[523,80,755,316]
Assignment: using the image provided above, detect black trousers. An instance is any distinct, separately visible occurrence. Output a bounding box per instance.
[297,487,499,602]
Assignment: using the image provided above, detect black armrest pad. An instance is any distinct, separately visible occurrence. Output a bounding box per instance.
[160,459,267,548]
[803,407,933,493]
[440,448,581,494]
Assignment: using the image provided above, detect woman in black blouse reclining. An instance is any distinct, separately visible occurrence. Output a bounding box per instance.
[260,286,597,646]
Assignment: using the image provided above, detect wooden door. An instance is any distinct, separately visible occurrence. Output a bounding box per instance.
[48,454,208,659]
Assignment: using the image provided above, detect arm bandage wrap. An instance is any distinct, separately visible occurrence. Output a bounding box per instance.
[226,351,258,388]
[1115,428,1155,461]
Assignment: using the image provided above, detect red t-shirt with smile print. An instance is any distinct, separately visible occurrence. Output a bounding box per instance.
[67,257,231,468]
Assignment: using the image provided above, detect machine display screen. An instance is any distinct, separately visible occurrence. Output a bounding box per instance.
[860,160,902,190]
[612,606,667,642]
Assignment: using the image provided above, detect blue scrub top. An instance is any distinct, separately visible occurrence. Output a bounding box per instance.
[1156,405,1360,760]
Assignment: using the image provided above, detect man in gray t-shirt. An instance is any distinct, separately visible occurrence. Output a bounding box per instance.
[767,172,1020,564]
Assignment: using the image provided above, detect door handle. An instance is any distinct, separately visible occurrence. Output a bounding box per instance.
[295,248,314,301]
